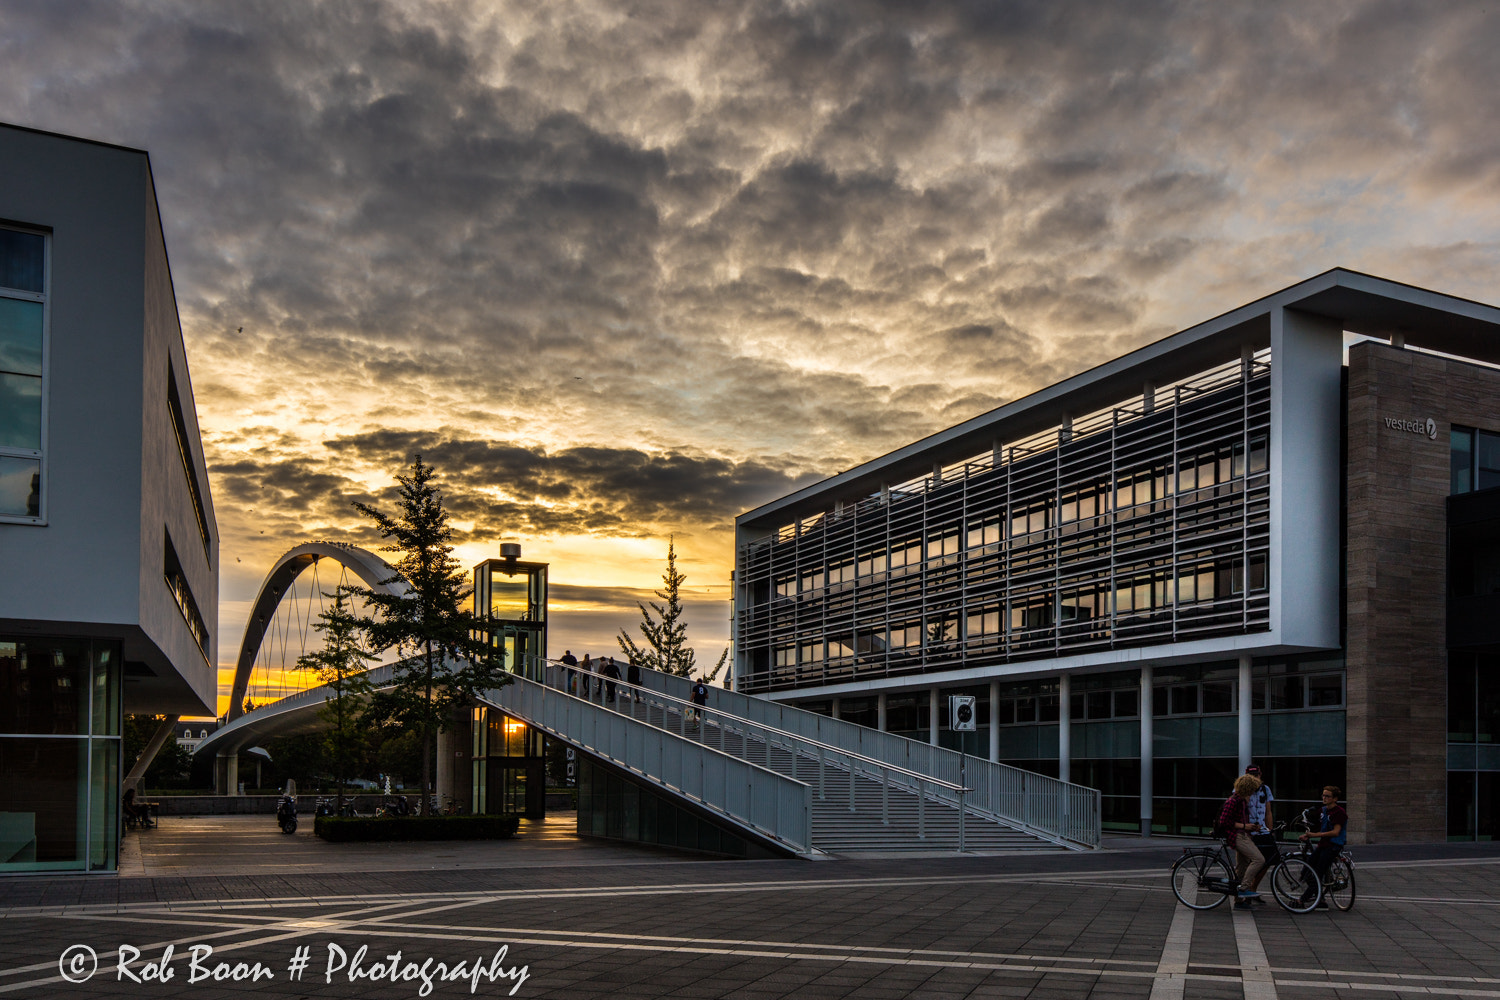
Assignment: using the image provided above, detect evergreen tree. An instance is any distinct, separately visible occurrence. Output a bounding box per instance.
[294,587,377,815]
[350,456,504,816]
[618,537,728,678]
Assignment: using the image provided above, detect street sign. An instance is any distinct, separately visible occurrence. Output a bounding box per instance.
[950,694,976,731]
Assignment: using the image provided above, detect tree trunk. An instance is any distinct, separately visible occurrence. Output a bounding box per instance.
[422,640,434,816]
[335,684,345,817]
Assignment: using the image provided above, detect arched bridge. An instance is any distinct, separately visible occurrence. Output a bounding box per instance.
[198,542,1102,857]
[225,541,407,722]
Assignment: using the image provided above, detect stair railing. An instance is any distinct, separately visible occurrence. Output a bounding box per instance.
[513,655,1016,847]
[480,667,813,855]
[595,659,1100,849]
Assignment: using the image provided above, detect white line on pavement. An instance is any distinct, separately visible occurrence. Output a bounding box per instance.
[1149,901,1195,1000]
[1233,903,1278,1000]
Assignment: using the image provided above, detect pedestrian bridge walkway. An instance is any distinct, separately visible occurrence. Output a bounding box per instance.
[198,655,1100,859]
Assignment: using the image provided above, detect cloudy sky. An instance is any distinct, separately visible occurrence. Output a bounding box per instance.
[3,1,1498,708]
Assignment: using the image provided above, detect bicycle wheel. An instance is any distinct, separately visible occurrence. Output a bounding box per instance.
[1271,857,1320,913]
[1326,858,1356,911]
[1171,852,1233,910]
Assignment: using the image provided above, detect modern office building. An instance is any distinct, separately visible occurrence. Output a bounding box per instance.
[0,123,218,872]
[733,269,1500,843]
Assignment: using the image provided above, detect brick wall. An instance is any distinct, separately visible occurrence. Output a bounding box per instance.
[1346,342,1500,842]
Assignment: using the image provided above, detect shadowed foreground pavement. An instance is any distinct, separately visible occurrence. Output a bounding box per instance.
[3,814,1498,999]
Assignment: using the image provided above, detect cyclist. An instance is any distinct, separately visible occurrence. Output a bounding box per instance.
[1242,764,1276,904]
[1298,785,1347,910]
[1216,773,1266,908]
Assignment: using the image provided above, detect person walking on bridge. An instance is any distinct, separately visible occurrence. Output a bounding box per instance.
[602,657,622,704]
[626,659,642,702]
[580,654,594,699]
[561,650,579,695]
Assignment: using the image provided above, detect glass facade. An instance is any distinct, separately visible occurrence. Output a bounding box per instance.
[0,227,46,521]
[469,707,544,818]
[1452,426,1500,495]
[1448,652,1500,840]
[738,354,1272,694]
[472,559,548,672]
[576,757,780,858]
[0,636,122,872]
[802,655,1346,837]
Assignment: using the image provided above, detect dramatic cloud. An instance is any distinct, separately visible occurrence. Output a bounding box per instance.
[2,0,1497,703]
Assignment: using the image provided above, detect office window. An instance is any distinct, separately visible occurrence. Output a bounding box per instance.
[966,516,1002,550]
[163,532,209,656]
[0,227,45,521]
[1452,426,1500,495]
[1453,428,1473,494]
[166,368,211,560]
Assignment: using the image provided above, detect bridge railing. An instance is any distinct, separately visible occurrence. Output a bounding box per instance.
[480,668,813,855]
[512,656,1048,848]
[584,658,1100,849]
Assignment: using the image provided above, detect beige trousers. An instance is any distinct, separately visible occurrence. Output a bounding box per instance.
[1233,834,1267,891]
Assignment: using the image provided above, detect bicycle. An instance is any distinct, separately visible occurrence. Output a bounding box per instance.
[1171,822,1322,913]
[1292,806,1356,911]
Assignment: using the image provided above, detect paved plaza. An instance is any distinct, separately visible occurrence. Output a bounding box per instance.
[2,816,1498,999]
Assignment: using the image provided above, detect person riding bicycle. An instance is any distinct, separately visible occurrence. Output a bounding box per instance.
[1216,773,1266,908]
[1241,764,1276,902]
[1298,785,1347,909]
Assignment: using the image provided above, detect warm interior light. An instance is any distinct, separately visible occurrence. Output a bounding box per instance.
[503,720,525,735]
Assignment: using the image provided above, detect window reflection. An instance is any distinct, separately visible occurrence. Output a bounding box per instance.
[0,456,39,517]
[0,372,42,450]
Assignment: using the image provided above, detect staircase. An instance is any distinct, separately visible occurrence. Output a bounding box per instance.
[495,659,1079,855]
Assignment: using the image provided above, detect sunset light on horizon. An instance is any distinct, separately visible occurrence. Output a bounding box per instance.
[3,2,1498,717]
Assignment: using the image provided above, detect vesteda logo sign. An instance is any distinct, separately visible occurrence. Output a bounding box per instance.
[1383,415,1438,440]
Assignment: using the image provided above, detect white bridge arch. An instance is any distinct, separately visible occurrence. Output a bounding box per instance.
[225,541,408,723]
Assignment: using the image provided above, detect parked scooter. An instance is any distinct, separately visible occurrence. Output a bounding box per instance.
[276,780,298,834]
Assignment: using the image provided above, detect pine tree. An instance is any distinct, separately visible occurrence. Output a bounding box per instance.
[350,456,503,816]
[294,587,377,816]
[618,537,728,678]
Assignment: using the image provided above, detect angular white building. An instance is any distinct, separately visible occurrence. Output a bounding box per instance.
[0,123,217,872]
[734,270,1500,842]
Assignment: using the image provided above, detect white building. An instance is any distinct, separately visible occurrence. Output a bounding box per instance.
[734,270,1500,842]
[0,123,218,873]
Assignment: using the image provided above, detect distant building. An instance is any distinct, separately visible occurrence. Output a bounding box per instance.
[0,123,217,873]
[734,270,1500,843]
[175,720,220,752]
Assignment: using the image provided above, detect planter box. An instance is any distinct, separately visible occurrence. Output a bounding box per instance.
[314,815,521,843]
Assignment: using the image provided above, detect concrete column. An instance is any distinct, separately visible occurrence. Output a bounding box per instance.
[124,713,180,794]
[1140,665,1153,836]
[437,727,454,809]
[1238,653,1253,772]
[220,752,238,798]
[1058,673,1072,784]
[830,697,841,721]
[929,687,940,746]
[877,692,887,731]
[989,680,1000,762]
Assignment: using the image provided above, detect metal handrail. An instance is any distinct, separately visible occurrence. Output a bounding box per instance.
[600,660,1099,849]
[519,655,1035,847]
[481,666,814,855]
[524,655,960,784]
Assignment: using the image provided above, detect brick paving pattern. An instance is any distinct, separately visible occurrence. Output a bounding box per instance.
[2,817,1497,998]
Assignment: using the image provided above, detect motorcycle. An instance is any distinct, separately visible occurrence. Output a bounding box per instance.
[276,781,298,834]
